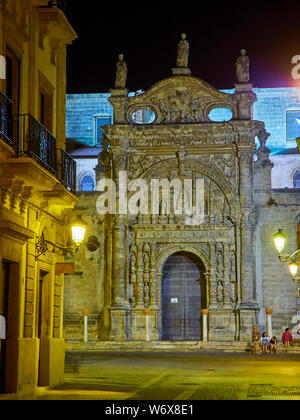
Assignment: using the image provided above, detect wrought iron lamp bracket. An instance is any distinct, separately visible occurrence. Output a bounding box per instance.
[278,249,300,263]
[35,232,79,260]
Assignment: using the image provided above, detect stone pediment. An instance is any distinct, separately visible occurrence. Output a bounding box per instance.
[126,76,238,124]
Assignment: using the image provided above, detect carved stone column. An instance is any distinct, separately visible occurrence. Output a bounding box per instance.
[208,243,218,308]
[135,244,144,308]
[223,243,232,309]
[238,151,256,307]
[111,216,127,307]
[239,219,255,306]
[109,149,129,341]
[149,244,158,309]
[110,150,128,308]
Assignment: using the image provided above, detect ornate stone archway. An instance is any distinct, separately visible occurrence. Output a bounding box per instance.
[100,45,269,342]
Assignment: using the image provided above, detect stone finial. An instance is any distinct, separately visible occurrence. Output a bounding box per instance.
[115,53,127,88]
[265,309,273,315]
[236,49,250,83]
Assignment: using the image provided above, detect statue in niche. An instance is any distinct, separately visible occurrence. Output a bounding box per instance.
[130,254,137,283]
[115,54,127,88]
[236,49,250,83]
[216,250,223,274]
[144,282,150,307]
[177,33,189,68]
[144,253,150,270]
[217,281,224,304]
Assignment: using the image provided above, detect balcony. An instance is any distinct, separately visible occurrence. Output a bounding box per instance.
[58,148,76,194]
[18,114,57,176]
[0,94,76,194]
[0,92,13,147]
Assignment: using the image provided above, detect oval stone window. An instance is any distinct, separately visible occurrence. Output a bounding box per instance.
[208,107,233,122]
[132,109,156,125]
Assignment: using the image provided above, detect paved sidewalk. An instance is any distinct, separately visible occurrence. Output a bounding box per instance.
[2,351,300,400]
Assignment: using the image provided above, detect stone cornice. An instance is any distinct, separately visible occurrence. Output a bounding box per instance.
[38,8,77,47]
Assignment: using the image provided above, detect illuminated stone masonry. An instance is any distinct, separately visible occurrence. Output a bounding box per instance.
[64,39,300,344]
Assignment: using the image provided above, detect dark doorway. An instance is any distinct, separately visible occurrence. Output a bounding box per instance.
[37,270,49,387]
[161,252,206,341]
[0,262,9,393]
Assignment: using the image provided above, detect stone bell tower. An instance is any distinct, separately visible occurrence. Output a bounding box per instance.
[97,37,268,342]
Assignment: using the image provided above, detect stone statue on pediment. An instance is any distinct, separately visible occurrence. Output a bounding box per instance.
[177,33,189,68]
[236,49,250,83]
[115,54,127,88]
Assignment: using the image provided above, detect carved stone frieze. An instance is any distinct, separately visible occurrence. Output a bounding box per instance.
[124,76,238,125]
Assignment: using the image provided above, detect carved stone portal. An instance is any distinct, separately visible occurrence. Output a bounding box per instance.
[97,47,268,343]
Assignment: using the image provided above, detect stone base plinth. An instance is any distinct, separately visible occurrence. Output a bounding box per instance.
[238,307,257,341]
[234,83,253,92]
[172,68,191,76]
[131,308,159,341]
[109,306,129,341]
[208,308,238,341]
[110,87,128,97]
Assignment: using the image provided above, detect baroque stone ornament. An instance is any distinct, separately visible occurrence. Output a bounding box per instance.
[125,77,238,125]
[236,49,250,83]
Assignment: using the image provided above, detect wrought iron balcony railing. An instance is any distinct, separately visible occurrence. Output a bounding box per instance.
[0,93,77,194]
[58,148,76,194]
[0,92,13,146]
[18,114,57,176]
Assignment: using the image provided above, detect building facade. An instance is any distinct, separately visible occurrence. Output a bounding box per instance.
[63,45,300,344]
[0,0,77,396]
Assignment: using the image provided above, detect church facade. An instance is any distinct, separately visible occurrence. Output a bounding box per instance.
[64,39,300,344]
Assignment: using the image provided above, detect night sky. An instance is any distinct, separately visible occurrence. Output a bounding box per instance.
[66,1,300,94]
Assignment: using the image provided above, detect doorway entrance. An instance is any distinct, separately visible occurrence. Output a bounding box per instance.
[0,262,9,393]
[37,270,49,387]
[161,252,207,341]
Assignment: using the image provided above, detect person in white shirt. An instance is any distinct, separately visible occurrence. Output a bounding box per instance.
[292,329,300,345]
[261,332,270,354]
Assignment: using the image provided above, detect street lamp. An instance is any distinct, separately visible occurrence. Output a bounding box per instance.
[36,215,86,260]
[273,229,300,280]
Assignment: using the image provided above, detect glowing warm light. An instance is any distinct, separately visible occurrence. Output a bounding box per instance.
[289,261,299,279]
[72,216,86,244]
[273,229,286,254]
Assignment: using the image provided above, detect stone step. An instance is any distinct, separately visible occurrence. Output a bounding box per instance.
[65,340,300,353]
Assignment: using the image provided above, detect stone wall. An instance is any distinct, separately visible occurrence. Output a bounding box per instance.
[255,189,300,337]
[63,192,109,341]
[66,94,113,147]
[253,88,300,151]
[270,154,300,189]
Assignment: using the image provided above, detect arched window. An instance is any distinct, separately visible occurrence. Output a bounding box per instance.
[293,171,300,189]
[80,175,95,191]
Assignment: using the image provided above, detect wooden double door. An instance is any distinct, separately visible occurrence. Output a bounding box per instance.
[161,252,206,341]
